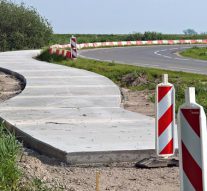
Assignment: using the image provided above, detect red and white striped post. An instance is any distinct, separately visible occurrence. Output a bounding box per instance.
[155,74,175,157]
[178,87,207,191]
[70,35,78,59]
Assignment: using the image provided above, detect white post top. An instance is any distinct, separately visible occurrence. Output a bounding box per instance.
[185,87,196,104]
[162,74,168,84]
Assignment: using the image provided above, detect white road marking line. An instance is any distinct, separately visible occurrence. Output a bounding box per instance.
[174,58,189,61]
[154,50,172,59]
[141,64,160,67]
[154,47,192,60]
[162,55,172,59]
[168,67,202,72]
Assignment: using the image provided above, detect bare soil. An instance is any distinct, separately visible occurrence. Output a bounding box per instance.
[121,88,155,117]
[20,150,180,191]
[1,74,180,191]
[0,72,22,102]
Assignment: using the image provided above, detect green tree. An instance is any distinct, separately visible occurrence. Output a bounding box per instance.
[0,0,53,51]
[142,31,163,40]
[183,28,197,35]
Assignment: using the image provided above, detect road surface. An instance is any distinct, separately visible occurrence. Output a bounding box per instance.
[80,45,207,74]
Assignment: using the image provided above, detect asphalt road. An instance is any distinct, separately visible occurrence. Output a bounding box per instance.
[79,45,207,74]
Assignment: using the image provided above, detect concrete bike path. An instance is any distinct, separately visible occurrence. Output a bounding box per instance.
[0,50,155,164]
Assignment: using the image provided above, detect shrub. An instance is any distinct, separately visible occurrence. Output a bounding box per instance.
[0,0,53,51]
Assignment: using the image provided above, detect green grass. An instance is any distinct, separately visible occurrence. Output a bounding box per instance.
[38,49,207,113]
[0,122,22,191]
[0,122,61,191]
[180,46,207,60]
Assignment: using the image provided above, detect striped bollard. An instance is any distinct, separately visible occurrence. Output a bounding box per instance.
[70,36,78,59]
[156,74,175,157]
[178,87,207,191]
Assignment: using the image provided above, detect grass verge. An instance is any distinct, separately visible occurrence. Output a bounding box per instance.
[0,122,22,191]
[38,49,207,113]
[0,122,58,191]
[180,46,207,60]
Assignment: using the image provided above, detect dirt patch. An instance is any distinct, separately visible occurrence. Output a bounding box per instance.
[20,149,180,191]
[0,72,23,101]
[121,88,155,117]
[18,88,179,191]
[121,72,149,87]
[0,72,179,191]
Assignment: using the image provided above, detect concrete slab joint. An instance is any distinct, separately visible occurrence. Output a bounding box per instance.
[0,50,155,164]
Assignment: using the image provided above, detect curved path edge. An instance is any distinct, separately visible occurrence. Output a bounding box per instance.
[0,66,68,161]
[0,50,156,165]
[2,114,157,164]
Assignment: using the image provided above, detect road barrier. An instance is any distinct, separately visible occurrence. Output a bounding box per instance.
[178,87,207,191]
[50,39,207,50]
[155,74,175,157]
[77,39,207,49]
[49,36,78,59]
[49,38,207,60]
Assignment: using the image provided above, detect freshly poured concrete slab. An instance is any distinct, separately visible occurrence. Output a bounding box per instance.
[21,86,120,96]
[0,50,159,164]
[18,120,154,152]
[1,96,121,108]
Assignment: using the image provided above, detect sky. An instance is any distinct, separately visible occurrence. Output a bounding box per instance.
[12,0,207,34]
